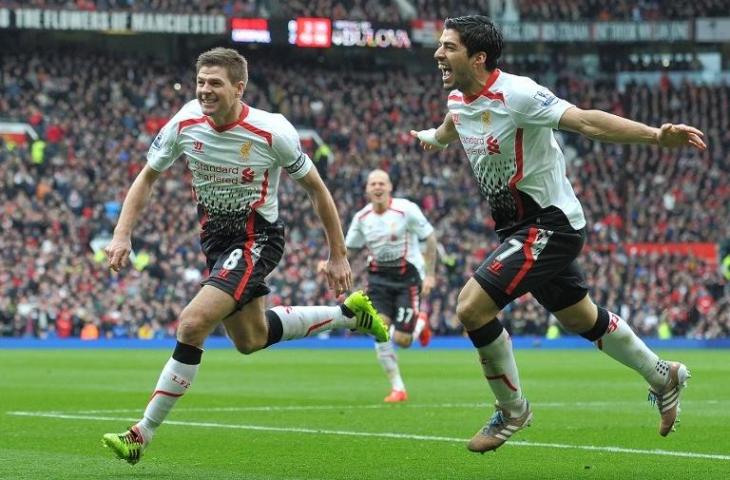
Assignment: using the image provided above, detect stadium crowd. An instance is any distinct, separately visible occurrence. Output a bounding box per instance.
[0,49,727,340]
[5,0,730,22]
[0,0,240,15]
[513,0,730,22]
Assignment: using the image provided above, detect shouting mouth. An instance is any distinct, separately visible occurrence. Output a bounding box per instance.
[438,63,453,82]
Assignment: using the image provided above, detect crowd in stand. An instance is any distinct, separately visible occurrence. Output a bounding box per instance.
[0,0,244,15]
[0,49,727,341]
[514,0,730,22]
[273,0,403,22]
[4,0,730,21]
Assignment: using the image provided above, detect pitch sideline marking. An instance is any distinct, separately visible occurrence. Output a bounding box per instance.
[7,410,730,462]
[25,399,728,415]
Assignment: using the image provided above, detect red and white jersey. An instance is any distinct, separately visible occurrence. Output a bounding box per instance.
[345,197,434,279]
[147,100,313,235]
[447,69,586,231]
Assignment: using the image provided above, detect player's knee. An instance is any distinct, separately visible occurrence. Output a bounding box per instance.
[231,337,264,355]
[393,333,412,348]
[177,306,214,346]
[455,299,481,330]
[176,313,209,346]
[553,295,596,332]
[456,283,500,329]
[557,315,584,333]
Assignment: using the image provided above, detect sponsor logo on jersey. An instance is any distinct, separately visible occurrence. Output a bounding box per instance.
[487,259,504,275]
[241,167,255,183]
[193,140,204,152]
[240,140,253,159]
[533,89,558,107]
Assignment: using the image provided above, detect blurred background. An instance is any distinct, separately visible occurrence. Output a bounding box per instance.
[0,0,728,342]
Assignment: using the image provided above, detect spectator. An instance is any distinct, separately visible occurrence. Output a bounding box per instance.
[0,48,726,339]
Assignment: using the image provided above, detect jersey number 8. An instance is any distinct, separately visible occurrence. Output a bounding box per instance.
[223,249,244,270]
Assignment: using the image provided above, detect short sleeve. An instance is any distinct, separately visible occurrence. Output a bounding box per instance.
[506,78,573,129]
[146,120,183,172]
[271,114,313,180]
[406,202,434,240]
[345,216,366,250]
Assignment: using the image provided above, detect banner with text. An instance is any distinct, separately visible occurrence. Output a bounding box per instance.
[412,19,691,46]
[0,8,226,34]
[331,20,411,48]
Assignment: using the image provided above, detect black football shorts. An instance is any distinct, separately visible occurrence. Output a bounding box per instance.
[202,216,285,309]
[367,265,422,334]
[474,225,588,312]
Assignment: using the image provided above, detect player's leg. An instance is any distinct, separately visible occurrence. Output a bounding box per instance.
[463,225,585,452]
[102,284,235,464]
[222,295,268,353]
[390,284,421,349]
[412,310,431,347]
[548,290,689,436]
[221,290,388,352]
[458,278,532,453]
[367,283,408,402]
[217,220,387,349]
[375,312,409,403]
[551,293,668,386]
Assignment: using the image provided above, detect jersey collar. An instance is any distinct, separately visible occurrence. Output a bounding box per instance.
[205,102,249,132]
[463,69,502,104]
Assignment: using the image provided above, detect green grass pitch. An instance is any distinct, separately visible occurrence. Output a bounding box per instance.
[1,348,728,479]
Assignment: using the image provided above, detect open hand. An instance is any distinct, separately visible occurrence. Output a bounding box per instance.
[657,123,706,151]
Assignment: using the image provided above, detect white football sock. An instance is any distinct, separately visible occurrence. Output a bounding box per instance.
[137,357,199,443]
[270,306,351,341]
[596,312,668,390]
[375,340,406,391]
[413,312,427,339]
[476,330,526,416]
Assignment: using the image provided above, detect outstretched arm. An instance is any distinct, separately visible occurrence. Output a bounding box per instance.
[410,111,460,151]
[105,164,161,271]
[296,168,352,296]
[558,106,706,150]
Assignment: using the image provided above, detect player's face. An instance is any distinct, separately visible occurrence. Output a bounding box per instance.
[366,173,392,207]
[434,29,481,92]
[196,66,244,120]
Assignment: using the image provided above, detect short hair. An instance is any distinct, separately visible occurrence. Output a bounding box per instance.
[196,47,248,86]
[368,169,391,183]
[444,15,503,71]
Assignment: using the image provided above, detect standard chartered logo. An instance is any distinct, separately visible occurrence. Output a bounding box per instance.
[189,158,241,184]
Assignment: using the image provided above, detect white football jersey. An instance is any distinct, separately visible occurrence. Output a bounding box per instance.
[447,69,586,231]
[147,100,313,233]
[346,197,434,280]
